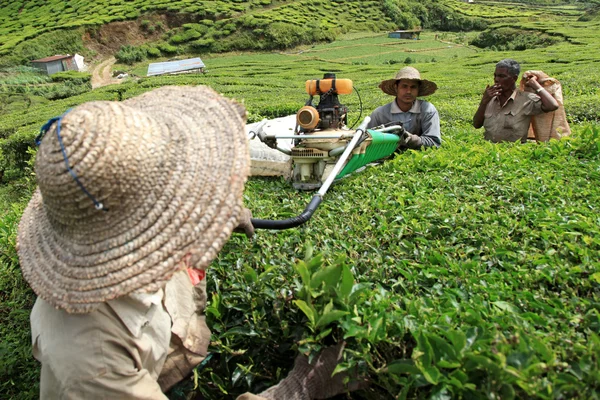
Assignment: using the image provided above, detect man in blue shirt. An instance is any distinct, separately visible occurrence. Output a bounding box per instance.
[368,67,441,149]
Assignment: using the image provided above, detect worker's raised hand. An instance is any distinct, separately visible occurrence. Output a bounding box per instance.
[233,207,255,239]
[523,73,542,91]
[482,84,501,103]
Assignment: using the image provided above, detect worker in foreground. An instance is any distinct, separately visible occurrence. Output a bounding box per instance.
[18,86,359,399]
[472,58,559,143]
[367,66,442,150]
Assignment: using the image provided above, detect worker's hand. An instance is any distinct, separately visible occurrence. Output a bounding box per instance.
[482,84,501,104]
[394,125,406,137]
[233,207,254,239]
[523,73,543,91]
[303,343,367,399]
[399,131,422,149]
[254,343,367,400]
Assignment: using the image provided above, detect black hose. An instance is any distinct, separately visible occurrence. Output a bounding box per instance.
[348,86,364,129]
[251,195,322,230]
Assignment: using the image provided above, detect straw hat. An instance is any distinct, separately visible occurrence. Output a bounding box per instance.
[17,86,250,313]
[379,66,438,97]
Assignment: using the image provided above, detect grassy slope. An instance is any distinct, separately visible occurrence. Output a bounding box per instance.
[1,1,599,399]
[0,0,391,58]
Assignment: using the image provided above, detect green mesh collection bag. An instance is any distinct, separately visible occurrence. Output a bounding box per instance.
[336,129,399,179]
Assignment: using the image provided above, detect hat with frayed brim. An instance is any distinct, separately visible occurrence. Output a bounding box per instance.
[17,86,250,313]
[379,66,438,97]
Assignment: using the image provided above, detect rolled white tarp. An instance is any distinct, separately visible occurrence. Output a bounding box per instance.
[246,115,295,177]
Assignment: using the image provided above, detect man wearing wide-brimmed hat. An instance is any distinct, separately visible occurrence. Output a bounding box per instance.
[18,86,360,399]
[368,66,441,149]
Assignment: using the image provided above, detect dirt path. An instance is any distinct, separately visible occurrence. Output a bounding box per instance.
[91,57,123,89]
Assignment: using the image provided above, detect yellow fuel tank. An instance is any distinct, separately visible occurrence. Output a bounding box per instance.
[305,78,352,96]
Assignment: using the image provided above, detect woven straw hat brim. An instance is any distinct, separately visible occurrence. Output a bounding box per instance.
[17,86,250,313]
[379,78,438,97]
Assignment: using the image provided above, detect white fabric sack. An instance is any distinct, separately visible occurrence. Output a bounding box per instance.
[246,115,295,177]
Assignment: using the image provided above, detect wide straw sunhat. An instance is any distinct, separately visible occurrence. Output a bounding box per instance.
[379,66,438,97]
[17,86,250,313]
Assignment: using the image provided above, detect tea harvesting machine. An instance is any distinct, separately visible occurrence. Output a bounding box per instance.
[250,73,406,230]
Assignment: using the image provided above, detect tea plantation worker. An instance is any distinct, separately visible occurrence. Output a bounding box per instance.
[367,66,441,150]
[472,58,559,143]
[18,86,358,399]
[518,69,571,141]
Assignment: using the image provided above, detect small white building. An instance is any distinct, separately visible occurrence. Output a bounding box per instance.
[31,55,74,75]
[31,54,86,75]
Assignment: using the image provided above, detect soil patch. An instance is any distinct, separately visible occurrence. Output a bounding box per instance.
[82,12,198,60]
[91,57,121,88]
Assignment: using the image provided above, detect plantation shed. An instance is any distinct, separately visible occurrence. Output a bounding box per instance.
[31,55,76,75]
[147,58,206,77]
[388,30,422,40]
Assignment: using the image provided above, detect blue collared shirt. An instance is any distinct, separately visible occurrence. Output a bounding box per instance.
[367,99,441,148]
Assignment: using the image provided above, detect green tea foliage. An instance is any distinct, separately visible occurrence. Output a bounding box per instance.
[0,69,92,107]
[49,71,91,84]
[578,3,600,21]
[0,66,51,85]
[381,0,488,31]
[116,45,148,65]
[0,29,86,68]
[190,125,600,399]
[0,0,492,63]
[471,28,563,51]
[0,201,38,400]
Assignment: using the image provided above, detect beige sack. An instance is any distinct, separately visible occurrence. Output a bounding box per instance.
[520,70,571,142]
[247,116,294,178]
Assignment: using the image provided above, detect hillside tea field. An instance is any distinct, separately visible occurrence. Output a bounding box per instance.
[1,0,599,399]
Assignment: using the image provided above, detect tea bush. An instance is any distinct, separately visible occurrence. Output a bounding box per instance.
[184,125,600,399]
[0,0,493,65]
[0,202,37,400]
[115,45,148,65]
[42,81,93,100]
[49,71,91,84]
[471,27,563,51]
[0,29,87,67]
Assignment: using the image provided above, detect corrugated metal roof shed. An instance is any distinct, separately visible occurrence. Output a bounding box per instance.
[31,54,74,63]
[390,29,423,33]
[388,29,422,39]
[147,58,205,77]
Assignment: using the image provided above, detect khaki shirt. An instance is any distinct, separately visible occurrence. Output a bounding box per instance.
[31,270,211,399]
[483,89,544,143]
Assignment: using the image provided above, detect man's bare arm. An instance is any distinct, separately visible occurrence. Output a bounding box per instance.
[473,84,500,128]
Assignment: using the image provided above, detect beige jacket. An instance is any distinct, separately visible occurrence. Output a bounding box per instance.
[30,269,221,399]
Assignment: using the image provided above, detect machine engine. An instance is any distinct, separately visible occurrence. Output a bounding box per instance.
[253,73,400,191]
[291,73,356,190]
